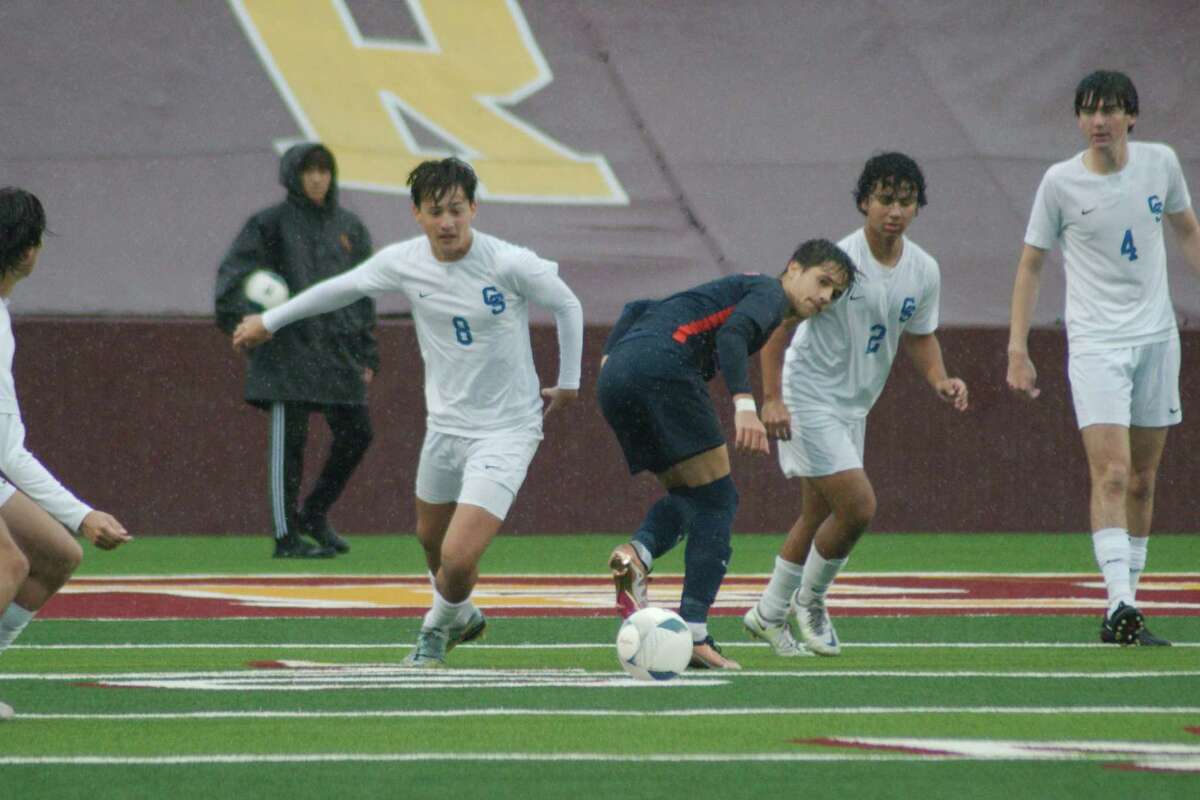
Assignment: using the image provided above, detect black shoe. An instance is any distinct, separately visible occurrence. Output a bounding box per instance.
[272,534,336,559]
[1099,602,1145,646]
[1101,621,1171,646]
[298,513,350,554]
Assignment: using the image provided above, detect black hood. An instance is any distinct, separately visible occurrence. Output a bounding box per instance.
[279,142,339,210]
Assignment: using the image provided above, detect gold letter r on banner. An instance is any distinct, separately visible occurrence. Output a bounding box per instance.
[231,0,628,205]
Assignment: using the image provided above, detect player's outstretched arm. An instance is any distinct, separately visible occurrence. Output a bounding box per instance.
[78,510,131,551]
[232,314,271,351]
[759,322,797,440]
[902,333,969,412]
[1006,245,1046,400]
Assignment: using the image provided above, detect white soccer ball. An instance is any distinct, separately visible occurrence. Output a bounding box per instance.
[244,269,290,310]
[616,607,693,681]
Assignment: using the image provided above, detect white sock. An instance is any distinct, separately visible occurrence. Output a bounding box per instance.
[0,603,35,654]
[1092,527,1134,614]
[631,541,653,572]
[757,555,805,624]
[422,587,470,630]
[1128,535,1148,601]
[687,622,708,644]
[426,570,437,590]
[795,545,847,606]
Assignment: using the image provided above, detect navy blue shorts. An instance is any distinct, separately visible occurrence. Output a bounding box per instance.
[596,339,725,475]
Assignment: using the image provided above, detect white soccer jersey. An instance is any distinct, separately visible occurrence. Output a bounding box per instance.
[1024,141,1191,353]
[783,228,941,419]
[265,230,583,437]
[0,300,93,531]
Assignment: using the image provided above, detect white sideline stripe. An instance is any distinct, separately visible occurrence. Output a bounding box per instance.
[16,705,1200,721]
[76,571,1200,579]
[10,641,1200,650]
[0,753,960,766]
[3,669,1197,681]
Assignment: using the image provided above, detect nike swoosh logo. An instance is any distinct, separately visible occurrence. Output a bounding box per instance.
[1170,407,1180,414]
[418,291,437,299]
[1081,207,1097,215]
[848,294,865,301]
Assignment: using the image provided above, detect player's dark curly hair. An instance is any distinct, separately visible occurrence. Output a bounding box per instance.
[407,157,478,207]
[782,238,858,292]
[0,187,46,277]
[1074,70,1138,132]
[853,152,928,213]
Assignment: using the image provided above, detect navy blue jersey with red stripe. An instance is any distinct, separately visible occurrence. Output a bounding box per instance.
[603,273,790,395]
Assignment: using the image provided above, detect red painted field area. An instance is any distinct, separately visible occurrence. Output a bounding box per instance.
[42,573,1200,620]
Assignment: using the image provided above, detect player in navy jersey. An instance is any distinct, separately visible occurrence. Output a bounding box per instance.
[598,239,856,669]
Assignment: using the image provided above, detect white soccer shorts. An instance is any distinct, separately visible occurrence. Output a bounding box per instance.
[0,477,15,507]
[415,429,541,520]
[1068,338,1182,429]
[776,409,866,478]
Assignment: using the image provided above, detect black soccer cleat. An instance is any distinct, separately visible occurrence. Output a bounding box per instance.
[272,534,336,559]
[299,514,350,554]
[1099,601,1145,646]
[1100,620,1171,646]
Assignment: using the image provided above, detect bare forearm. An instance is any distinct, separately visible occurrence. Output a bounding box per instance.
[759,323,793,401]
[904,334,949,388]
[1008,245,1046,354]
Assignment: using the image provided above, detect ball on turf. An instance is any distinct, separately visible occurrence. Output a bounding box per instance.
[616,607,692,681]
[243,269,290,310]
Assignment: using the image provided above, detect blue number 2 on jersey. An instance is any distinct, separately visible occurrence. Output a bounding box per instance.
[866,324,887,354]
[1120,229,1138,262]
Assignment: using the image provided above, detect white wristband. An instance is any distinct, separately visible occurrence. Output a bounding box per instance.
[734,397,757,414]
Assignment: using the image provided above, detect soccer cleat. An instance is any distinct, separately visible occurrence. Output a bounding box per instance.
[743,604,809,657]
[689,636,742,670]
[1100,610,1166,646]
[299,513,350,554]
[608,543,650,619]
[401,627,449,668]
[0,699,12,721]
[1100,601,1145,647]
[447,606,488,652]
[792,593,841,656]
[272,534,336,559]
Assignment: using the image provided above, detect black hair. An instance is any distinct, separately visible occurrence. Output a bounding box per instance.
[853,152,928,213]
[782,238,857,291]
[407,157,478,207]
[0,187,47,276]
[1074,70,1138,131]
[299,146,335,173]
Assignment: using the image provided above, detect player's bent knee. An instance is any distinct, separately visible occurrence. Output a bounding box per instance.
[0,548,30,588]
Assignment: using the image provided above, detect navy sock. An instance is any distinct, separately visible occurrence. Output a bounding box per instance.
[675,476,738,624]
[632,491,694,561]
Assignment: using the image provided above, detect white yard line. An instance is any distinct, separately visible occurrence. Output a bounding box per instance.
[11,641,1198,650]
[14,705,1200,721]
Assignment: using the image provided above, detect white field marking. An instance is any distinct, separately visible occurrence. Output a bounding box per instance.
[1,750,1197,767]
[0,753,962,766]
[16,705,1200,721]
[10,641,1200,650]
[3,668,1196,683]
[73,571,1200,579]
[809,735,1200,761]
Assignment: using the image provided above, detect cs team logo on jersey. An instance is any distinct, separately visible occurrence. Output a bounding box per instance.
[1147,195,1164,222]
[482,286,506,314]
[899,297,917,323]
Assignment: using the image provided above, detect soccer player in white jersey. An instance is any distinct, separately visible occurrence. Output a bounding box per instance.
[0,188,131,719]
[234,158,583,666]
[1007,71,1200,647]
[743,154,968,657]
